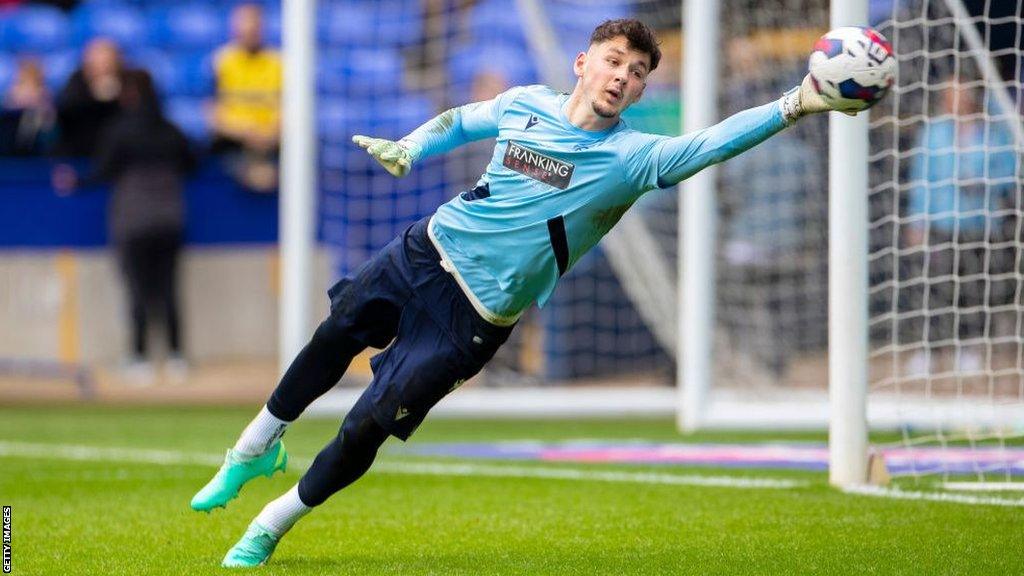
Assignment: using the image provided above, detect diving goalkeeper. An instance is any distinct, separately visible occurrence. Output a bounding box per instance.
[191,18,843,567]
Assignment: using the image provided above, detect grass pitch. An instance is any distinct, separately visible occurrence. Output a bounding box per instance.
[0,405,1021,575]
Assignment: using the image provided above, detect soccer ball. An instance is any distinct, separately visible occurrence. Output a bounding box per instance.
[808,26,896,112]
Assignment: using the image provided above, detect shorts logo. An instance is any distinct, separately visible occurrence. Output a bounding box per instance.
[503,141,574,189]
[395,406,410,421]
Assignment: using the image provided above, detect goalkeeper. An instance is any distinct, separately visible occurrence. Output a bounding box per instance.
[192,18,844,567]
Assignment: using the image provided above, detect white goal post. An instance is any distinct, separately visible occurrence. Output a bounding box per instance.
[826,0,869,488]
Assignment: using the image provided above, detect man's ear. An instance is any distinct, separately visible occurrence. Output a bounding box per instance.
[573,51,587,78]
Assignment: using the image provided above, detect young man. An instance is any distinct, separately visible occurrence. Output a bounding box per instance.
[192,19,841,567]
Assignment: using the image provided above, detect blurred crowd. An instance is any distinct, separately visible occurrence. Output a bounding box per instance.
[1,1,282,193]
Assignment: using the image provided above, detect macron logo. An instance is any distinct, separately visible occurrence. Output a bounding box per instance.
[524,115,540,131]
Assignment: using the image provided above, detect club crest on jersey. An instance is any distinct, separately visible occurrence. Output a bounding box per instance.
[503,141,574,190]
[524,115,540,131]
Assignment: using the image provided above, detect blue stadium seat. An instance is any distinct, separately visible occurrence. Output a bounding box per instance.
[319,0,423,49]
[447,43,538,102]
[545,0,631,53]
[41,49,80,92]
[318,48,403,97]
[148,5,227,50]
[133,50,214,97]
[173,52,216,97]
[467,0,526,48]
[164,97,209,141]
[317,99,351,146]
[72,5,149,48]
[0,6,70,53]
[318,94,434,144]
[0,54,15,95]
[466,0,632,57]
[130,49,175,94]
[261,6,282,47]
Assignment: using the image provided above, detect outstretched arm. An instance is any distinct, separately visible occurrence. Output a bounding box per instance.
[353,88,523,177]
[644,75,838,189]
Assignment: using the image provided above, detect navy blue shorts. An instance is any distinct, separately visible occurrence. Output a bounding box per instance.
[326,217,514,440]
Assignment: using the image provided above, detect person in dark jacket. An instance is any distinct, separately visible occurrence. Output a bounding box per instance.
[53,38,127,157]
[55,70,198,382]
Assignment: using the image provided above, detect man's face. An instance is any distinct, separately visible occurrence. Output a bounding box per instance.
[233,5,264,51]
[574,36,650,119]
[83,39,120,79]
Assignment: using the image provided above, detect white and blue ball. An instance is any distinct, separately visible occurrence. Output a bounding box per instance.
[808,26,896,112]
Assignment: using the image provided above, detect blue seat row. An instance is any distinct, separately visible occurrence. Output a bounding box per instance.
[0,0,428,53]
[159,92,436,145]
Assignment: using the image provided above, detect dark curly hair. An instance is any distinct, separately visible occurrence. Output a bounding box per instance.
[589,19,662,72]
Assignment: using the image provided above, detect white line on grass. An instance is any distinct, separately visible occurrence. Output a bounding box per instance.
[0,440,805,490]
[843,485,1024,508]
[372,460,805,489]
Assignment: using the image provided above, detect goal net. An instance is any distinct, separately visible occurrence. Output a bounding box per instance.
[868,0,1024,486]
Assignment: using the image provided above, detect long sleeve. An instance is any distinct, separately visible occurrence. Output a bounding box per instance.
[621,101,789,192]
[401,86,525,161]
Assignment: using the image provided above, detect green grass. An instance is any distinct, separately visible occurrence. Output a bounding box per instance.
[1,406,1021,575]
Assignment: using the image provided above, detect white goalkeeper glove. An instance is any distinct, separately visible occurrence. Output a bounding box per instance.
[352,135,422,178]
[779,74,857,124]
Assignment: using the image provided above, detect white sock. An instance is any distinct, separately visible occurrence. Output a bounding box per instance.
[255,484,312,537]
[233,405,290,458]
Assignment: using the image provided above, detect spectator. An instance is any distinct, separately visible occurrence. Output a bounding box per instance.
[210,3,282,193]
[54,38,127,157]
[54,71,198,383]
[902,81,1018,375]
[1,58,55,156]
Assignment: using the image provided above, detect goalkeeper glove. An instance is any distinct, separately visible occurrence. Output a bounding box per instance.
[779,74,856,124]
[352,135,421,178]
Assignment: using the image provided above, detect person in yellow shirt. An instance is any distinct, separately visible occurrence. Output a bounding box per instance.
[211,3,281,193]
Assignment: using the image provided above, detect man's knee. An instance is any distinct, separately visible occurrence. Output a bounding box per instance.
[310,316,364,358]
[340,394,388,454]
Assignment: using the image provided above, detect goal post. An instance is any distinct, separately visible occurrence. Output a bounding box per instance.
[828,0,870,487]
[679,0,722,433]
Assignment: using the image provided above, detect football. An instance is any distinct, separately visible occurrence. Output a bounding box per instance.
[808,26,897,112]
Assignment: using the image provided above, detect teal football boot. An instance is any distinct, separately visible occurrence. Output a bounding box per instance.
[222,522,280,568]
[190,441,287,512]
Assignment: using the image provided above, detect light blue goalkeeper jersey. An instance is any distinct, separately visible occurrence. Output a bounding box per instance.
[403,85,788,325]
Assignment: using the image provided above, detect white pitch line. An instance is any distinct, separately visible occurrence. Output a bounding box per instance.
[844,485,1024,508]
[372,460,805,489]
[0,441,225,467]
[0,440,804,490]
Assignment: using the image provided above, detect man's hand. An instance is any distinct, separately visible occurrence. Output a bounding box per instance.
[352,135,420,178]
[51,164,79,196]
[780,74,857,124]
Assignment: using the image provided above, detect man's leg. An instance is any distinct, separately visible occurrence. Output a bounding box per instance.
[191,317,366,512]
[120,238,149,362]
[221,392,387,567]
[192,228,409,513]
[221,296,513,566]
